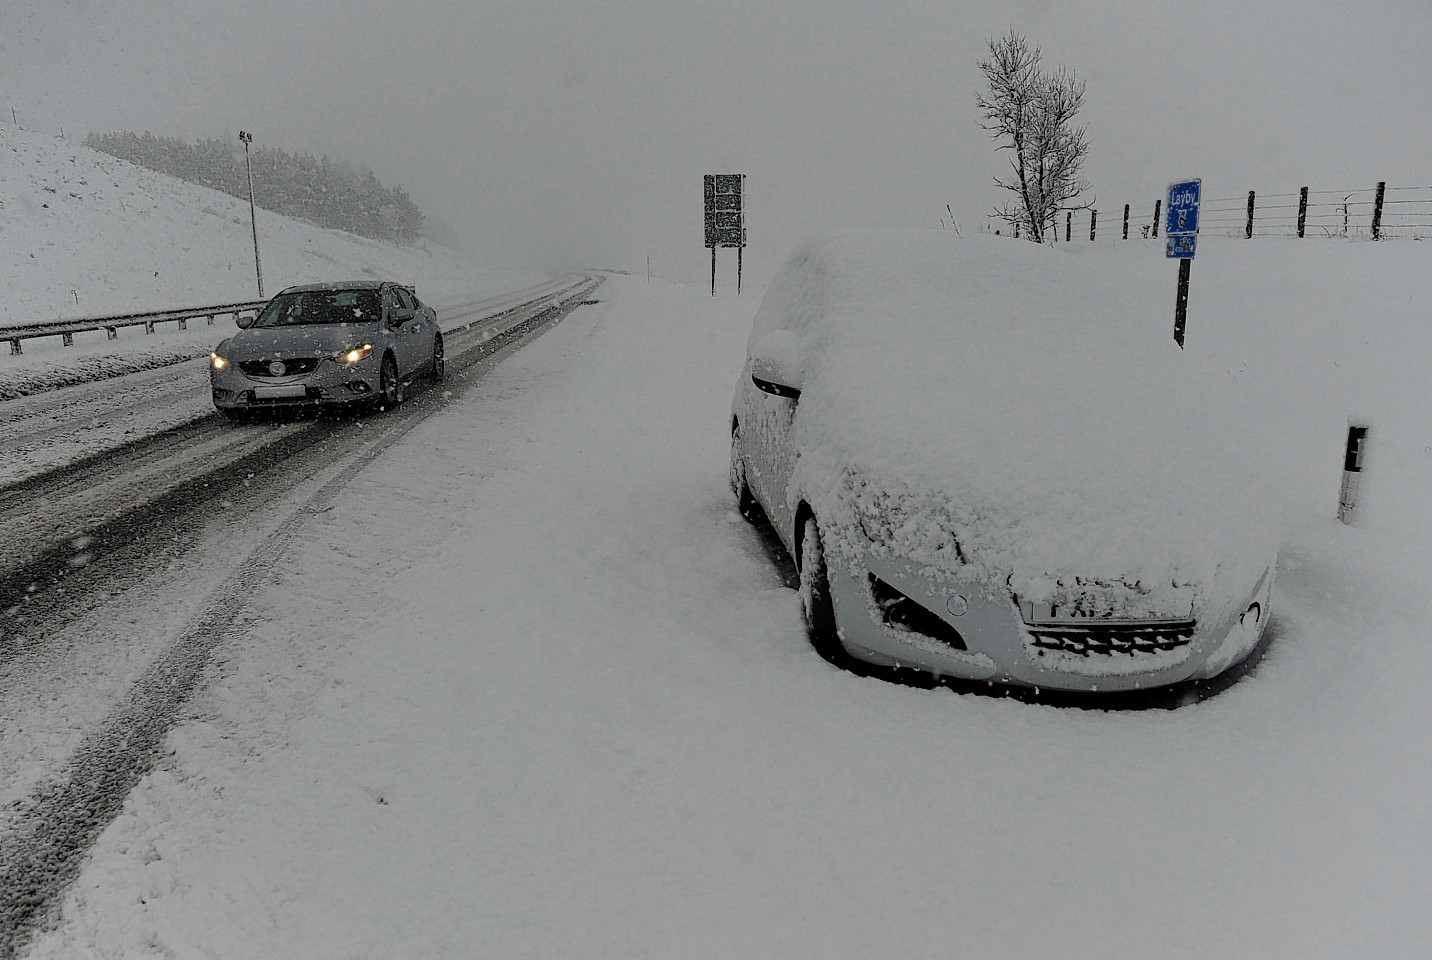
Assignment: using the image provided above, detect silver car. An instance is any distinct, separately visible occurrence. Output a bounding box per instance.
[729,232,1277,695]
[210,280,444,417]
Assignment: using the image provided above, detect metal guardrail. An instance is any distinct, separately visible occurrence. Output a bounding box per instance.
[5,300,268,355]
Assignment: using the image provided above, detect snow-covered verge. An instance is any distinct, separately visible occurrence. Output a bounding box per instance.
[0,121,542,332]
[0,345,214,401]
[1068,236,1432,614]
[21,238,1432,957]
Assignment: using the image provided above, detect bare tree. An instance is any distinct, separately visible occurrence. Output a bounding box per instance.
[975,31,1092,242]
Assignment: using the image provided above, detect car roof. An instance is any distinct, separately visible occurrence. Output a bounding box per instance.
[276,280,412,295]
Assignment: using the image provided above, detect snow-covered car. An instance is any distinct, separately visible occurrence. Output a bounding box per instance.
[209,280,443,417]
[729,231,1278,694]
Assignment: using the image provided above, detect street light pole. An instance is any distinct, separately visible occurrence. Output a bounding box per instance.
[239,131,264,297]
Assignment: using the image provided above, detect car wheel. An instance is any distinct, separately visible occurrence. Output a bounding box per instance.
[429,334,446,382]
[730,424,761,522]
[377,355,402,410]
[798,514,843,655]
[218,408,247,423]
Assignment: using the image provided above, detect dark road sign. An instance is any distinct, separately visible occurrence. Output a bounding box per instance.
[704,174,745,248]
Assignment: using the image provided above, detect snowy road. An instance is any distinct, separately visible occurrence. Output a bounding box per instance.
[0,276,601,954]
[0,275,597,591]
[5,265,1429,959]
[0,274,587,488]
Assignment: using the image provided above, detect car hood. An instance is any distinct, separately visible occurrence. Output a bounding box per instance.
[817,464,1271,620]
[220,323,377,361]
[767,233,1279,613]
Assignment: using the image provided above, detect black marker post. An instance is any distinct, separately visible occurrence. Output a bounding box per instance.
[1165,179,1201,349]
[1173,254,1192,348]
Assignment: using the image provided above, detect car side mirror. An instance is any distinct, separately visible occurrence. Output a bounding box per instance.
[390,307,416,325]
[749,330,803,400]
[235,312,256,330]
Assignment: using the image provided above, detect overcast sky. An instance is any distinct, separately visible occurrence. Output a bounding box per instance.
[4,0,1430,282]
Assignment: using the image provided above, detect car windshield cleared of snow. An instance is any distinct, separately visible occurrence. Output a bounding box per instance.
[252,290,380,327]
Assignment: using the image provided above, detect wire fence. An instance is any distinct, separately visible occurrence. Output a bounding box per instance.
[987,181,1432,243]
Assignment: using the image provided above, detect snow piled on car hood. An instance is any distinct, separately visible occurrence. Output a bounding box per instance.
[758,230,1278,615]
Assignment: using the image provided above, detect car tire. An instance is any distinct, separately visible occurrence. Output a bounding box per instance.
[428,334,446,382]
[377,355,402,410]
[730,424,761,523]
[218,408,247,423]
[798,514,843,656]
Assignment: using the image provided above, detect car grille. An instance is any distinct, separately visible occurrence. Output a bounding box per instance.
[239,358,320,378]
[1025,621,1197,657]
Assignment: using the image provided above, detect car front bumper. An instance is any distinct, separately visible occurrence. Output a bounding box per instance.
[825,545,1274,694]
[211,355,380,410]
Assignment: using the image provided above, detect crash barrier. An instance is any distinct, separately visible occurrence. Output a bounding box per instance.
[5,300,268,356]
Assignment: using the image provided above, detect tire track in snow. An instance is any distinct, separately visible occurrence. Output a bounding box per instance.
[0,279,601,957]
[0,276,597,605]
[0,275,585,488]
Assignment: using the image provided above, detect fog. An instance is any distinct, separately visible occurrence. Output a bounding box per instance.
[4,0,1430,281]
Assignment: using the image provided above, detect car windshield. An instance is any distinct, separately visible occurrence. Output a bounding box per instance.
[252,289,380,327]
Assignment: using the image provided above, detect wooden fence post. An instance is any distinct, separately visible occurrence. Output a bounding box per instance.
[1372,181,1386,239]
[1152,199,1161,238]
[1297,187,1308,238]
[1122,204,1130,240]
[1090,209,1098,241]
[1245,191,1256,238]
[1065,211,1072,242]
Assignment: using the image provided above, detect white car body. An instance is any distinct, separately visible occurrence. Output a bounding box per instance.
[210,280,442,415]
[729,231,1278,693]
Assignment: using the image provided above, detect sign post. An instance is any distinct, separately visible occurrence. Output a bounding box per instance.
[1164,179,1201,348]
[704,174,746,296]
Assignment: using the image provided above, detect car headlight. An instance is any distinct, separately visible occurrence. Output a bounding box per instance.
[210,352,229,371]
[339,343,374,364]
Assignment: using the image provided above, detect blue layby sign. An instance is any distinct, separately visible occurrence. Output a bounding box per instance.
[1165,178,1201,259]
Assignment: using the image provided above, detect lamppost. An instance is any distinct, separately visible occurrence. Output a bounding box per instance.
[239,130,265,297]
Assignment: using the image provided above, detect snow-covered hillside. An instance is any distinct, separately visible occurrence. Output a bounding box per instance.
[0,121,515,328]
